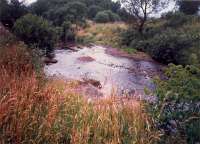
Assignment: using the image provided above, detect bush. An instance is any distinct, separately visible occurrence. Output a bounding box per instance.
[95,10,120,23]
[163,12,195,28]
[146,29,191,64]
[61,21,75,42]
[151,64,200,143]
[88,5,102,19]
[94,11,110,23]
[147,28,200,65]
[13,14,56,53]
[0,0,27,28]
[65,1,87,26]
[104,10,121,22]
[122,13,200,65]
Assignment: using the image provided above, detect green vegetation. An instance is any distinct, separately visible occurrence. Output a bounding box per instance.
[0,34,159,144]
[13,14,56,53]
[31,0,121,26]
[122,12,200,65]
[150,64,200,143]
[88,5,102,19]
[0,0,122,54]
[1,0,200,143]
[77,22,126,47]
[94,11,110,23]
[95,10,121,23]
[179,0,200,15]
[0,0,27,28]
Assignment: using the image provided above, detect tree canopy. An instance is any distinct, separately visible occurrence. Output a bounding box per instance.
[30,0,122,26]
[178,0,200,15]
[120,0,168,33]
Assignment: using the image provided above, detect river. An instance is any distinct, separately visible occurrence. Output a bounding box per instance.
[45,45,163,101]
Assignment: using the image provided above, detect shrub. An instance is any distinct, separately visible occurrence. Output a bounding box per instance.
[151,64,200,143]
[147,28,200,65]
[121,28,141,46]
[104,10,121,22]
[122,14,200,65]
[94,11,110,23]
[13,14,56,53]
[95,10,120,23]
[163,12,194,28]
[179,0,200,15]
[88,5,102,19]
[65,1,87,26]
[0,0,27,28]
[146,29,191,64]
[61,21,75,42]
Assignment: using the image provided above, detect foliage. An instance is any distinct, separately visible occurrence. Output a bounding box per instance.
[146,28,200,64]
[0,42,160,144]
[44,6,69,26]
[163,12,196,28]
[77,22,126,48]
[0,0,27,28]
[95,10,120,23]
[31,0,122,26]
[178,0,200,15]
[105,10,121,22]
[122,12,200,65]
[13,14,56,53]
[151,64,200,144]
[64,1,87,26]
[88,5,103,19]
[120,0,168,33]
[94,11,110,23]
[61,21,75,42]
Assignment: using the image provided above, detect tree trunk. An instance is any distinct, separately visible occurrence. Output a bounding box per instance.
[138,20,145,34]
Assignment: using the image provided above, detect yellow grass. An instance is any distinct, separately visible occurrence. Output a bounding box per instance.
[77,22,127,48]
[0,42,161,143]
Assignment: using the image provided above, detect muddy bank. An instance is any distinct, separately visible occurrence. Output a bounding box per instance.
[45,45,163,101]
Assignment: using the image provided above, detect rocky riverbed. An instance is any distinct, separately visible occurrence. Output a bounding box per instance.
[45,45,163,101]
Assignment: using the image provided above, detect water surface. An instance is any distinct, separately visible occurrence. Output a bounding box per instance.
[45,45,162,100]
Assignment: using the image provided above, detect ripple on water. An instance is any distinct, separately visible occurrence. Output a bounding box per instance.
[45,45,162,100]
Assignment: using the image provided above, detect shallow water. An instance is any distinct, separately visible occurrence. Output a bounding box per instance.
[45,45,162,100]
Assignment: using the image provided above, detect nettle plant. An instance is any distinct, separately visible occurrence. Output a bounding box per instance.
[151,64,200,143]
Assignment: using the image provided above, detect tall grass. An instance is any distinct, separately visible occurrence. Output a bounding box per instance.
[77,22,126,48]
[0,42,160,143]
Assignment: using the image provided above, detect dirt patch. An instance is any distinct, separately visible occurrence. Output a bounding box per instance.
[77,56,95,62]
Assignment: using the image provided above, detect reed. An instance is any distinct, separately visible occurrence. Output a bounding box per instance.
[0,43,160,144]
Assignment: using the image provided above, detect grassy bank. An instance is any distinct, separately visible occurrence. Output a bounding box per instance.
[0,33,159,143]
[76,22,137,54]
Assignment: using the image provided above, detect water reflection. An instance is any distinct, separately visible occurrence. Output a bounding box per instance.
[45,45,162,100]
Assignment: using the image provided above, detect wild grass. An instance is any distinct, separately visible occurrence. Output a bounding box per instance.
[77,22,125,47]
[0,41,160,143]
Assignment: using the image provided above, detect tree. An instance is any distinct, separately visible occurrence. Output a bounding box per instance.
[88,5,102,19]
[65,1,87,26]
[178,0,200,15]
[13,14,56,54]
[94,11,110,23]
[120,0,168,33]
[0,0,27,28]
[44,6,69,26]
[44,1,87,26]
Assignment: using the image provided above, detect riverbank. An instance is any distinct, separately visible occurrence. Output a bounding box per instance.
[45,45,163,101]
[76,22,138,54]
[0,38,160,143]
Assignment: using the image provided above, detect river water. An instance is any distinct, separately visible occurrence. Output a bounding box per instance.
[45,45,163,101]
